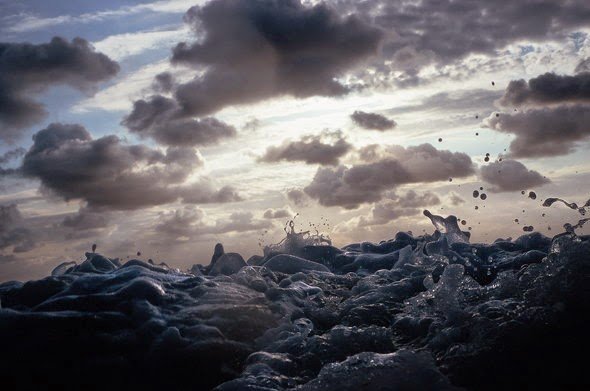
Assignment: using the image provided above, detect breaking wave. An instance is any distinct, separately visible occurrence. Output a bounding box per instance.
[1,209,589,390]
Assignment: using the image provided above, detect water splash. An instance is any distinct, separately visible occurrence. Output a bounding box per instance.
[423,210,470,245]
[264,216,332,257]
[542,197,589,216]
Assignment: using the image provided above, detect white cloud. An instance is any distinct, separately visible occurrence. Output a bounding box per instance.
[4,1,205,33]
[93,27,191,61]
[72,60,171,113]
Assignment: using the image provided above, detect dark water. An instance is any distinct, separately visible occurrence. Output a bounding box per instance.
[1,211,589,390]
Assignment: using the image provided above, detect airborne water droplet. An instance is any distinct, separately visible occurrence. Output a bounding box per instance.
[528,191,537,200]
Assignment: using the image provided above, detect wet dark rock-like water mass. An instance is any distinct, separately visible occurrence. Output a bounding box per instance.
[1,211,589,390]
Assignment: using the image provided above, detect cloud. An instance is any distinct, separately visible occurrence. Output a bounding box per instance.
[0,204,34,253]
[60,206,118,240]
[153,72,175,93]
[484,104,590,157]
[354,0,590,84]
[93,28,191,62]
[211,212,273,235]
[386,89,502,115]
[180,182,243,204]
[155,206,205,238]
[359,190,441,226]
[258,130,352,166]
[498,72,590,107]
[286,189,309,207]
[2,1,197,33]
[350,111,396,131]
[0,148,26,177]
[155,207,272,239]
[447,192,466,206]
[0,148,25,166]
[123,97,237,146]
[358,143,476,182]
[61,206,113,230]
[171,0,382,114]
[263,207,293,219]
[480,159,550,192]
[575,58,590,74]
[0,37,119,143]
[21,123,240,210]
[123,0,382,139]
[304,143,474,208]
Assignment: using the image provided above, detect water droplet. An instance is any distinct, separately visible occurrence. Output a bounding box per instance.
[528,191,537,200]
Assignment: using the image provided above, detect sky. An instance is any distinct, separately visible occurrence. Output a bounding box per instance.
[1,0,590,281]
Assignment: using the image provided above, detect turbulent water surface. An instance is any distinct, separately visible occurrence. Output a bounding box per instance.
[1,211,589,390]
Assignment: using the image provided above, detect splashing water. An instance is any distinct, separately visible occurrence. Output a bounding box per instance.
[423,209,470,245]
[542,197,589,216]
[264,216,332,257]
[543,196,590,234]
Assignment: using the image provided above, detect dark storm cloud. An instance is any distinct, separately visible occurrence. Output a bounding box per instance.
[258,131,352,166]
[480,159,550,192]
[124,0,382,140]
[21,123,240,210]
[286,189,309,207]
[484,105,590,157]
[350,111,396,131]
[360,190,441,226]
[123,96,237,146]
[263,208,292,219]
[305,144,474,208]
[498,72,590,107]
[171,0,382,115]
[0,37,119,143]
[0,204,34,254]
